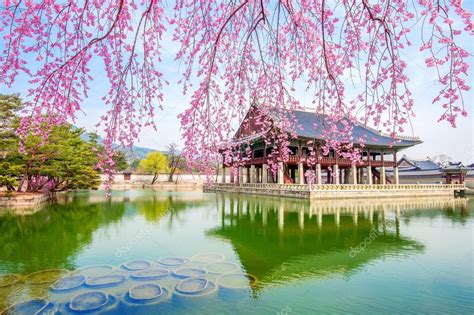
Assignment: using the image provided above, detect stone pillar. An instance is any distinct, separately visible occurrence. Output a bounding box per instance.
[250,165,255,183]
[367,166,373,185]
[351,165,357,184]
[298,162,304,184]
[316,163,322,185]
[334,164,340,184]
[230,169,234,183]
[262,164,268,183]
[239,167,243,184]
[222,165,226,183]
[278,162,284,184]
[380,165,386,185]
[394,166,399,185]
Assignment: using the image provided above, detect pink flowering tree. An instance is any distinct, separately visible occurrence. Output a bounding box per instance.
[1,0,472,184]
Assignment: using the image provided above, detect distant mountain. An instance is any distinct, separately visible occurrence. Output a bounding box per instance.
[80,131,156,161]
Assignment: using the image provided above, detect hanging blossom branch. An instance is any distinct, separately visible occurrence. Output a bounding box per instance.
[0,0,166,191]
[0,0,472,183]
[173,0,472,178]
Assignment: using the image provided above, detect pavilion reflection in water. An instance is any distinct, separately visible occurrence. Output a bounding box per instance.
[208,195,467,291]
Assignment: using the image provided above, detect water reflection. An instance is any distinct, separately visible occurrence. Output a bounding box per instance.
[0,190,470,313]
[208,195,468,291]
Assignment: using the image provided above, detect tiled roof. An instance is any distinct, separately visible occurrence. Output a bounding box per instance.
[399,156,441,171]
[287,110,421,148]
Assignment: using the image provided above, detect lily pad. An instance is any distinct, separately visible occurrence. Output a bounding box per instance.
[173,267,207,278]
[191,253,225,263]
[2,299,49,315]
[69,291,108,312]
[128,283,164,301]
[175,277,215,296]
[85,274,125,288]
[24,269,68,285]
[74,265,115,278]
[131,268,169,281]
[51,274,86,291]
[205,262,240,274]
[122,260,152,271]
[0,274,21,288]
[158,257,189,266]
[217,273,258,290]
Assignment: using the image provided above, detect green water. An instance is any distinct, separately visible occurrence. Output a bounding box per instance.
[0,190,472,314]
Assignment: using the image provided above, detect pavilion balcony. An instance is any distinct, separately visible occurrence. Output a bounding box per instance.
[244,155,396,168]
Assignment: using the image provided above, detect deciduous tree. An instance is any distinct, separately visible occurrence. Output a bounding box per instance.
[138,151,168,184]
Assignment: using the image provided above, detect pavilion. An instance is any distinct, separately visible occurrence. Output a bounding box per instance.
[220,105,422,186]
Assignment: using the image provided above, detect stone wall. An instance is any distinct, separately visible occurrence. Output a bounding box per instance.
[101,174,230,186]
[0,193,54,208]
[204,183,463,200]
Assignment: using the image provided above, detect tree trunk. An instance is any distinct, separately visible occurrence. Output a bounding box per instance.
[151,173,158,185]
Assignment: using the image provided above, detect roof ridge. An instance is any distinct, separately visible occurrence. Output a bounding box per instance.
[291,108,420,141]
[402,156,438,162]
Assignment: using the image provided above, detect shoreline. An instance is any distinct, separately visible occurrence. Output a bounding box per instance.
[0,192,55,208]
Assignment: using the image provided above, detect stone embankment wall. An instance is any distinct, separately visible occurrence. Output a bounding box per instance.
[398,173,474,189]
[101,173,229,188]
[0,193,53,208]
[205,183,463,200]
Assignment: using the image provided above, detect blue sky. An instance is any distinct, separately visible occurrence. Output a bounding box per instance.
[1,2,473,163]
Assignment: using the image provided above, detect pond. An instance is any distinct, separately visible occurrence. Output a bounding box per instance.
[0,190,472,314]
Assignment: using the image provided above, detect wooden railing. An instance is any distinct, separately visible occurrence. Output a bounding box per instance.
[243,156,396,167]
[210,183,466,191]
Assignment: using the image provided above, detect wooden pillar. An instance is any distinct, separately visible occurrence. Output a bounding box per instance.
[351,165,357,184]
[394,166,399,185]
[239,167,243,184]
[298,162,304,184]
[316,163,322,185]
[222,165,226,183]
[380,165,386,185]
[393,151,399,185]
[250,165,255,183]
[367,166,373,185]
[334,164,340,184]
[278,162,284,184]
[262,164,268,183]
